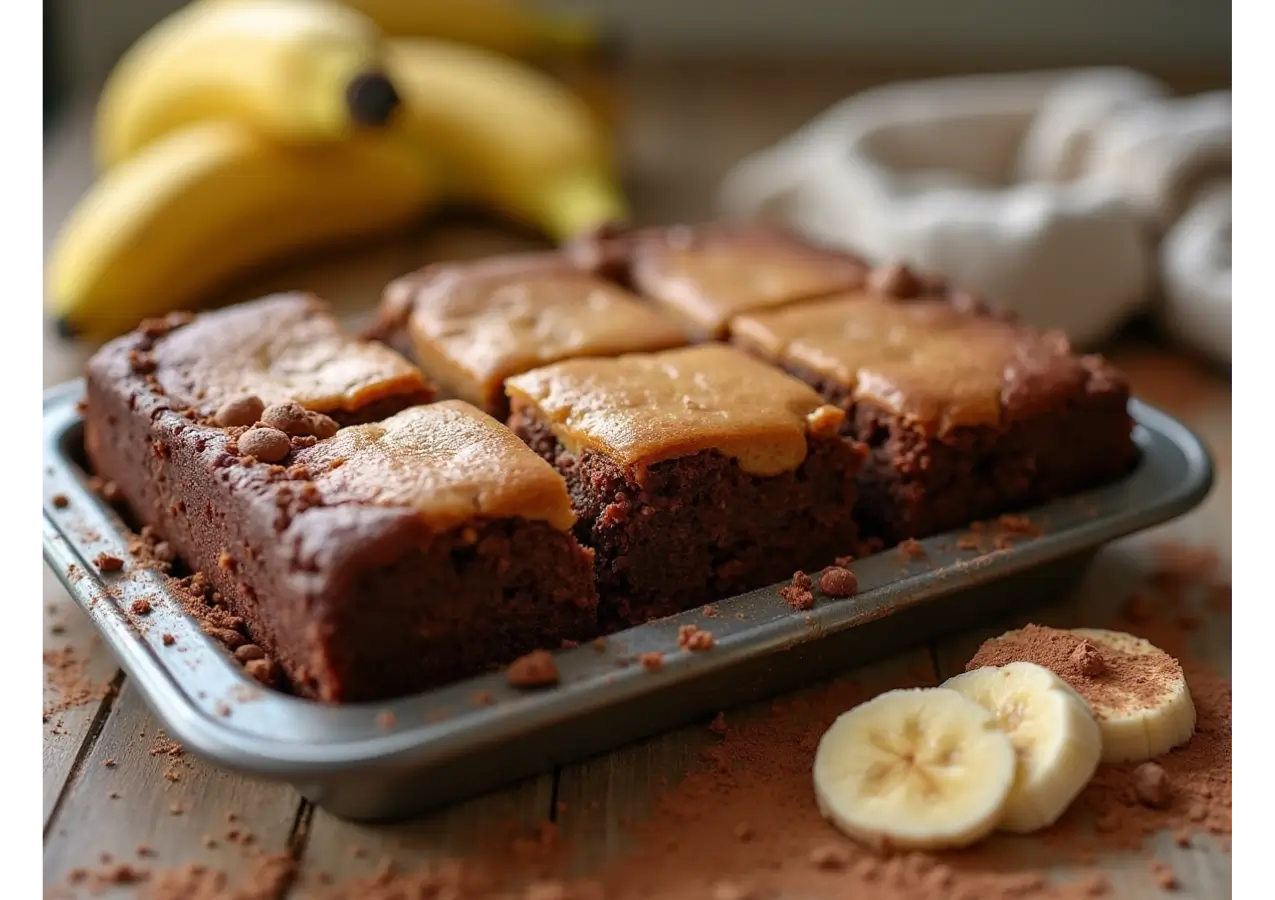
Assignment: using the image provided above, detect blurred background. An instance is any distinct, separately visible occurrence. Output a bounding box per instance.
[43,0,1231,374]
[46,0,1229,112]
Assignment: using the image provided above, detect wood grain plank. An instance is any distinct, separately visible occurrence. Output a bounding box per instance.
[292,777,555,894]
[555,648,937,875]
[43,680,303,897]
[43,568,121,826]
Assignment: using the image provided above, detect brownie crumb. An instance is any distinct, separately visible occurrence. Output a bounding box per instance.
[130,598,153,616]
[677,624,715,651]
[956,535,981,551]
[791,570,813,591]
[1134,762,1172,809]
[898,538,926,559]
[161,633,175,646]
[103,759,115,768]
[52,493,69,509]
[213,395,265,428]
[998,513,1040,536]
[561,638,580,649]
[639,651,665,671]
[817,566,858,598]
[93,553,125,572]
[808,842,851,870]
[243,657,278,687]
[376,710,397,729]
[238,426,292,463]
[1149,860,1178,890]
[834,555,855,568]
[780,585,815,611]
[591,637,607,651]
[702,604,719,618]
[233,644,265,663]
[508,650,559,688]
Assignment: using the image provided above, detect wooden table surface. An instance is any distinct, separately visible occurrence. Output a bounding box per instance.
[43,60,1231,897]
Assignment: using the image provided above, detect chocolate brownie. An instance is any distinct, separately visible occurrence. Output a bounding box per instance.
[84,302,598,702]
[565,223,869,338]
[137,292,434,424]
[374,253,688,418]
[505,344,865,626]
[730,266,1137,542]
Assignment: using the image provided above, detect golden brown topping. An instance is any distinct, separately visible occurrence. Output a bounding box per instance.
[505,344,841,476]
[628,226,867,337]
[731,294,1077,434]
[149,293,428,417]
[301,402,575,533]
[397,256,687,412]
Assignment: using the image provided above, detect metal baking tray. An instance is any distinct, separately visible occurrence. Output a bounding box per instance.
[42,379,1213,821]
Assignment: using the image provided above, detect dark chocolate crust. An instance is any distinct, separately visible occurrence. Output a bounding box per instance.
[84,321,598,703]
[780,360,1137,543]
[511,402,865,627]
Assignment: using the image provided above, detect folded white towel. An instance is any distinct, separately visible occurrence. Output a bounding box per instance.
[1160,179,1230,366]
[719,68,1231,362]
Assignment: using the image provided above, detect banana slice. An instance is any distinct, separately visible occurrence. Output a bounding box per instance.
[1070,628,1197,763]
[813,687,1016,851]
[942,662,1102,833]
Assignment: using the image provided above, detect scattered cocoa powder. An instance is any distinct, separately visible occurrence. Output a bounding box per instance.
[43,646,108,723]
[508,650,559,688]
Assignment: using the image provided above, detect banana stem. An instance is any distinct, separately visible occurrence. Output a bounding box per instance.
[533,171,630,243]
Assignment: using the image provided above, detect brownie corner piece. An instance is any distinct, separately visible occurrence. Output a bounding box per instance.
[729,267,1138,542]
[506,344,864,625]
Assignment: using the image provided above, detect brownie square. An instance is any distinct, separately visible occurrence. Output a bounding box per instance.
[505,344,865,625]
[566,223,869,338]
[143,292,433,424]
[375,253,688,418]
[730,271,1138,542]
[84,302,597,702]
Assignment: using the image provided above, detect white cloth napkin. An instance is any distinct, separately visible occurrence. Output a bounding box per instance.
[718,68,1231,362]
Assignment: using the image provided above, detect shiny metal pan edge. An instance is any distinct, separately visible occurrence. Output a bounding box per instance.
[42,379,1214,820]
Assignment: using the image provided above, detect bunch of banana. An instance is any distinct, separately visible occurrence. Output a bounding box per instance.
[48,0,626,341]
[813,626,1197,850]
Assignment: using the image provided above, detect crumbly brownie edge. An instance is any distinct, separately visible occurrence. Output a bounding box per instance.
[508,400,863,627]
[771,359,1138,542]
[85,335,597,702]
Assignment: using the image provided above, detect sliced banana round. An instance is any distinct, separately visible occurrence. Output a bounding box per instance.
[813,687,1016,851]
[942,661,1102,833]
[1070,627,1197,763]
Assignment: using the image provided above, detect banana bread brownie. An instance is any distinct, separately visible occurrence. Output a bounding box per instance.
[374,253,689,418]
[566,223,870,338]
[505,344,865,626]
[730,266,1138,542]
[84,299,598,702]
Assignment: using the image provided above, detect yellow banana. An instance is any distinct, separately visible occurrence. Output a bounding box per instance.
[97,0,398,171]
[50,121,440,340]
[385,38,628,242]
[334,0,598,56]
